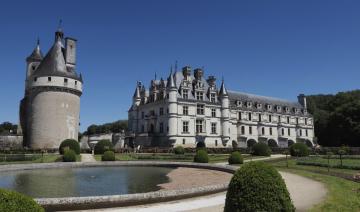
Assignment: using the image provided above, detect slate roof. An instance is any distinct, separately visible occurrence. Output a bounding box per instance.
[26,43,43,62]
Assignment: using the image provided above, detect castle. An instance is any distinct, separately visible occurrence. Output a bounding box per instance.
[128,66,314,148]
[19,28,83,149]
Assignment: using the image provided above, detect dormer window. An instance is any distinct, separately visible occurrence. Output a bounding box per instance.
[236,100,242,107]
[247,102,252,108]
[285,107,290,113]
[303,109,308,115]
[196,91,204,101]
[182,89,188,99]
[267,104,272,111]
[210,93,216,103]
[257,103,262,109]
[276,106,281,112]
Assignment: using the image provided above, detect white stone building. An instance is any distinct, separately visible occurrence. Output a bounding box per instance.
[128,66,314,148]
[19,28,83,149]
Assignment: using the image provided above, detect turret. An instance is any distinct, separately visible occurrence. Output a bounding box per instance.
[219,79,230,142]
[167,69,178,142]
[133,82,141,106]
[26,39,43,80]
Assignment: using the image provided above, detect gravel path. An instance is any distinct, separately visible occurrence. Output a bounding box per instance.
[80,154,96,162]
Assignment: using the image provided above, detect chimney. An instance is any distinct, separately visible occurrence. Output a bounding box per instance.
[297,94,307,109]
[65,37,77,66]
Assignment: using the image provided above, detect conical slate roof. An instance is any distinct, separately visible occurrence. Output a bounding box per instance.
[26,41,43,62]
[219,80,228,96]
[33,37,80,80]
[166,70,176,88]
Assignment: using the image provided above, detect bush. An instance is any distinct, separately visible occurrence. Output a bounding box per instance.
[0,188,44,212]
[252,143,271,156]
[63,149,76,162]
[290,143,309,157]
[59,139,80,155]
[225,162,295,212]
[94,139,114,154]
[194,149,209,163]
[268,139,278,147]
[102,151,115,161]
[173,146,185,155]
[228,151,243,164]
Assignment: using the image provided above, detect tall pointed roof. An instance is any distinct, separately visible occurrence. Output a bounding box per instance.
[167,67,176,88]
[133,82,141,98]
[26,39,43,62]
[219,78,228,96]
[33,30,80,81]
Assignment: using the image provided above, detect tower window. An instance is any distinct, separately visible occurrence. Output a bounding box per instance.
[64,78,68,83]
[75,81,78,85]
[48,77,52,82]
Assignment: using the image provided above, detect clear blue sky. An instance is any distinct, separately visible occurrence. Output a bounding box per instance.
[1,0,359,132]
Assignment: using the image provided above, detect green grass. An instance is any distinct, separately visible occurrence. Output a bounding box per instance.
[276,168,360,212]
[297,156,360,170]
[0,154,62,165]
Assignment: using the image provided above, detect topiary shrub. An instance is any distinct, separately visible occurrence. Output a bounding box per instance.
[0,188,44,212]
[63,149,76,162]
[252,142,271,156]
[94,139,114,154]
[225,162,295,212]
[289,143,309,157]
[102,151,115,161]
[173,146,185,155]
[194,149,209,163]
[59,139,80,155]
[228,151,243,164]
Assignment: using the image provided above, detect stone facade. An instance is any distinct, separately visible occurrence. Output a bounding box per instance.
[19,28,83,149]
[128,66,314,148]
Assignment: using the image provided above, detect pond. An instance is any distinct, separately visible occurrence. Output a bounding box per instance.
[0,166,174,198]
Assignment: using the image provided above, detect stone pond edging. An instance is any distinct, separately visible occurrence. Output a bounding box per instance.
[0,161,237,211]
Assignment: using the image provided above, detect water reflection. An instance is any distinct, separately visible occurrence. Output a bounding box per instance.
[0,166,172,198]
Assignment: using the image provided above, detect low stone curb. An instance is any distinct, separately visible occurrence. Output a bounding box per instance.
[0,161,237,211]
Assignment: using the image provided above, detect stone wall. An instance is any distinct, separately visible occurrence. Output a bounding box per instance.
[0,135,23,150]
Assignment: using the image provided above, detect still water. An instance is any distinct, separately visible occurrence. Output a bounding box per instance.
[0,166,173,198]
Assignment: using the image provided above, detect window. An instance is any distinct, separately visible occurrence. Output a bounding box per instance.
[182,90,188,99]
[278,115,281,123]
[236,101,242,107]
[282,128,285,136]
[259,114,262,122]
[48,77,51,82]
[296,117,299,124]
[270,127,273,135]
[277,106,281,112]
[306,129,308,136]
[238,112,242,120]
[64,78,68,84]
[249,126,253,135]
[269,115,272,122]
[159,123,164,133]
[267,104,272,110]
[305,118,308,125]
[210,93,216,102]
[211,123,217,134]
[196,91,204,100]
[241,126,245,134]
[247,102,252,108]
[34,77,37,82]
[215,140,218,146]
[197,104,204,115]
[300,129,303,136]
[167,108,169,114]
[211,108,216,117]
[75,81,78,85]
[196,120,204,133]
[288,128,291,136]
[261,127,265,135]
[141,125,144,132]
[257,103,262,109]
[141,112,145,119]
[287,117,290,124]
[183,139,186,144]
[182,121,189,133]
[248,113,252,121]
[159,107,164,116]
[32,65,36,70]
[183,106,188,115]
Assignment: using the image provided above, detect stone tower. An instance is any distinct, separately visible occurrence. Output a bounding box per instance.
[167,70,178,144]
[19,28,83,150]
[219,79,230,144]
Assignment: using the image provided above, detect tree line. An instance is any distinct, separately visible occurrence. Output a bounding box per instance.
[84,120,128,135]
[307,90,360,147]
[0,122,18,135]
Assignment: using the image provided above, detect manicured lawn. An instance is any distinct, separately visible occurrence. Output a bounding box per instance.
[276,168,360,212]
[0,154,62,165]
[297,156,360,170]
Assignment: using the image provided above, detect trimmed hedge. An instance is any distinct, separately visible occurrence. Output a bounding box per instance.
[0,188,44,212]
[252,143,271,156]
[173,146,185,155]
[225,162,295,212]
[59,139,80,155]
[228,151,243,164]
[102,151,115,161]
[194,150,209,163]
[94,139,114,154]
[63,149,76,162]
[290,143,309,157]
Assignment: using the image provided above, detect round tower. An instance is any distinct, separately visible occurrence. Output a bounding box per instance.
[167,70,178,144]
[219,79,230,143]
[24,28,83,150]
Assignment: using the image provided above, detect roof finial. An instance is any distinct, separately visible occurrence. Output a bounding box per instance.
[58,19,63,31]
[175,60,178,72]
[170,64,173,73]
[154,72,157,80]
[36,37,40,46]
